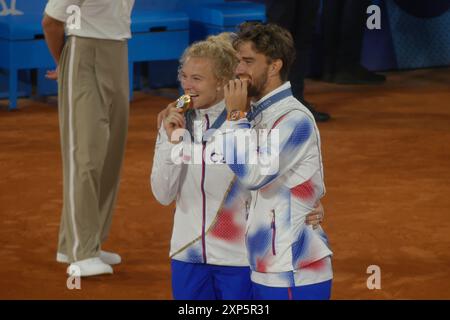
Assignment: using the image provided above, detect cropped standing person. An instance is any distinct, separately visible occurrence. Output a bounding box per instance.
[42,0,135,276]
[265,0,331,122]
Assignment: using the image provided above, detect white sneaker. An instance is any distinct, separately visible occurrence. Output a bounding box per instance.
[57,251,122,265]
[98,251,121,265]
[67,257,113,277]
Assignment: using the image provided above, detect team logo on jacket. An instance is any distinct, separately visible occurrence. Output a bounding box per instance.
[210,151,226,164]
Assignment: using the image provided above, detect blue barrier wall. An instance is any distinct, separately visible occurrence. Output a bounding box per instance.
[2,0,449,71]
[1,0,449,103]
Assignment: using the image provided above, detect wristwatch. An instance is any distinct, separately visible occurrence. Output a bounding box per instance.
[227,110,246,121]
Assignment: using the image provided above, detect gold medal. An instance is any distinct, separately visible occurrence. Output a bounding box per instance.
[175,94,192,112]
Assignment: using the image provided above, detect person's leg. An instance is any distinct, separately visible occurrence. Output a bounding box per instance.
[321,0,344,79]
[252,282,291,300]
[336,0,370,69]
[291,279,332,300]
[96,40,130,245]
[252,280,332,300]
[58,37,110,263]
[171,260,217,300]
[292,0,330,121]
[266,0,329,122]
[56,40,70,258]
[57,211,66,256]
[212,265,253,300]
[288,0,321,101]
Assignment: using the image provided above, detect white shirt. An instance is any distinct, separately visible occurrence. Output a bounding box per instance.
[45,0,134,40]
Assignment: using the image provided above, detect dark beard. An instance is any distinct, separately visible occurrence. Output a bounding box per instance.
[246,69,268,99]
[247,85,260,98]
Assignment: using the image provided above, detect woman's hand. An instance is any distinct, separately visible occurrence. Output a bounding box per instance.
[162,102,186,144]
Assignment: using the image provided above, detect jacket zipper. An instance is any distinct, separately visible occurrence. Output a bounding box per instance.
[271,209,276,255]
[200,114,210,263]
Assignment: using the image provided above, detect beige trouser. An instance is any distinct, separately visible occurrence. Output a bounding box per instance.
[57,36,129,262]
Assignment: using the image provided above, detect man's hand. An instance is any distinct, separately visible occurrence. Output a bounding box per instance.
[305,201,325,229]
[45,66,59,81]
[162,102,186,144]
[224,79,248,113]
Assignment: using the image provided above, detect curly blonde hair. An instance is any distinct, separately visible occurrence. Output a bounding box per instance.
[179,32,238,84]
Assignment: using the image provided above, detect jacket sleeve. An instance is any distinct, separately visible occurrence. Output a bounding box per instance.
[150,125,183,205]
[225,110,320,190]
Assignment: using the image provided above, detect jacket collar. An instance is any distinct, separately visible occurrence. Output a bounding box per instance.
[195,99,225,119]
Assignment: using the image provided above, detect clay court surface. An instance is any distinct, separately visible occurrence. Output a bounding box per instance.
[1,68,449,299]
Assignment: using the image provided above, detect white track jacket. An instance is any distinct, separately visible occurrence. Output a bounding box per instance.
[224,82,333,287]
[151,100,249,267]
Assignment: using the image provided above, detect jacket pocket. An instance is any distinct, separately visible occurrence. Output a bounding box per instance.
[271,209,276,255]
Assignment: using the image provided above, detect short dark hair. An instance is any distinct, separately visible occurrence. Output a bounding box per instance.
[233,22,296,81]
